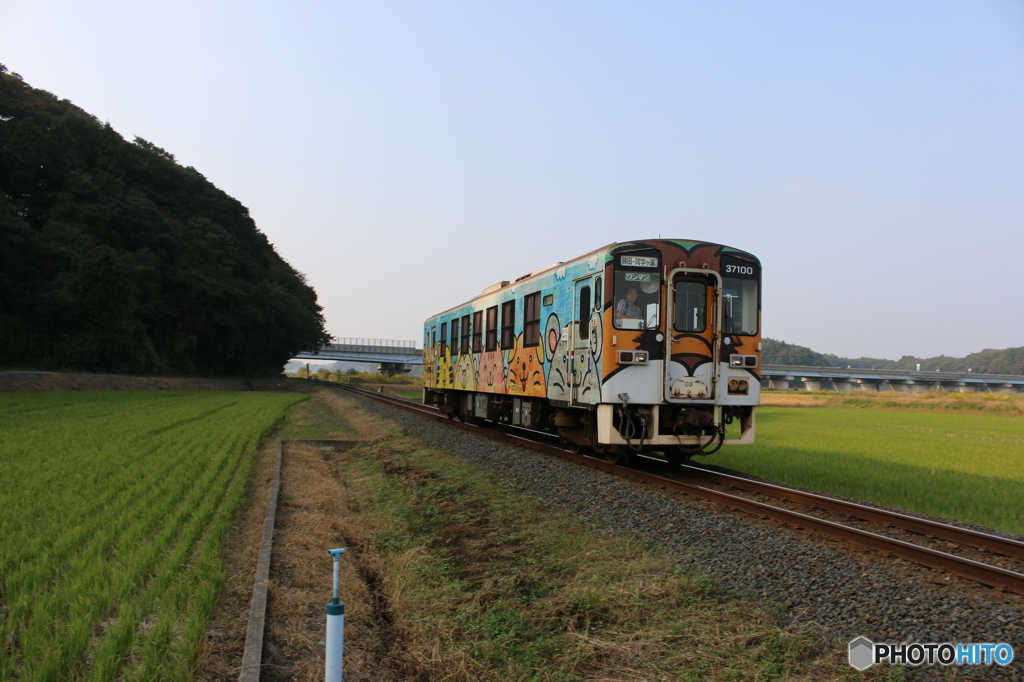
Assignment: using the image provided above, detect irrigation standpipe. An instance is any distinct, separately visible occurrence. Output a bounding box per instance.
[326,547,346,682]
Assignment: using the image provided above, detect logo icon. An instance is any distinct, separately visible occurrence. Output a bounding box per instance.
[848,636,874,671]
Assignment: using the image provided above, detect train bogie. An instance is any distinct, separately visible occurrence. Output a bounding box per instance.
[423,239,761,458]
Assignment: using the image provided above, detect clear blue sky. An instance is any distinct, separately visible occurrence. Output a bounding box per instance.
[3,1,1022,360]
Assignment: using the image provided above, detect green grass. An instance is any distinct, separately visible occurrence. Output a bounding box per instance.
[0,390,306,681]
[716,407,1024,534]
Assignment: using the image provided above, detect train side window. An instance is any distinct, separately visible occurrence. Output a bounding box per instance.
[472,311,483,352]
[578,286,591,339]
[523,292,540,347]
[673,280,707,333]
[485,306,498,351]
[500,300,515,350]
[450,320,459,356]
[594,276,602,311]
[440,322,448,355]
[461,315,471,355]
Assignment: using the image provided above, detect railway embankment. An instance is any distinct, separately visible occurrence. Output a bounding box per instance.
[201,388,867,680]
[350,390,1023,681]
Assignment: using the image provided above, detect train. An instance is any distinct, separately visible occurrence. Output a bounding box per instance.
[422,239,761,464]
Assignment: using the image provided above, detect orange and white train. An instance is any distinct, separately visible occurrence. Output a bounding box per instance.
[423,239,761,463]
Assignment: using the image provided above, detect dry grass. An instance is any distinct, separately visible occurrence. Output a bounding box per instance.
[194,390,411,681]
[762,389,1024,416]
[197,389,889,680]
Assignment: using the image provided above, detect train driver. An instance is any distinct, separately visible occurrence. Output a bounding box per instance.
[615,286,643,322]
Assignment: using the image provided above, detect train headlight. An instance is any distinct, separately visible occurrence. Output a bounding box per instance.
[729,354,758,368]
[618,351,648,365]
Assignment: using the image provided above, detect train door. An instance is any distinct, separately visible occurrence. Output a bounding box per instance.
[664,270,720,401]
[570,277,599,405]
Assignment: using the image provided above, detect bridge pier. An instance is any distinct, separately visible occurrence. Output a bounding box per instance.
[830,379,853,392]
[802,380,822,391]
[856,379,883,391]
[769,377,793,390]
[377,362,413,376]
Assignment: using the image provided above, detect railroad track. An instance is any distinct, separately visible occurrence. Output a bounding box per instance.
[335,384,1024,597]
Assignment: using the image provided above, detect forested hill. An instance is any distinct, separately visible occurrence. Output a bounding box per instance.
[0,67,329,375]
[763,338,1024,376]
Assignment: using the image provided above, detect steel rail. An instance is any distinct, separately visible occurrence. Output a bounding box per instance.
[333,384,1024,596]
[679,464,1024,561]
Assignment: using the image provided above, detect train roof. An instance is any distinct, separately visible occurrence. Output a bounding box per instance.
[424,239,758,321]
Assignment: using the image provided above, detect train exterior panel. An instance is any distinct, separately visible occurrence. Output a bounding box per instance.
[423,239,761,460]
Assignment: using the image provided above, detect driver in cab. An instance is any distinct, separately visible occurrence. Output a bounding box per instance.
[615,286,643,323]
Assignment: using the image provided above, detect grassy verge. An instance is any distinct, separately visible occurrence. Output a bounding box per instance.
[0,390,306,681]
[717,405,1024,534]
[276,393,892,681]
[760,389,1024,416]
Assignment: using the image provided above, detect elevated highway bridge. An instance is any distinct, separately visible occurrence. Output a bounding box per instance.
[761,364,1024,394]
[292,338,423,374]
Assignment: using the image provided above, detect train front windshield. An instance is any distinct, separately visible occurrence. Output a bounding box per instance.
[721,256,759,335]
[613,252,661,330]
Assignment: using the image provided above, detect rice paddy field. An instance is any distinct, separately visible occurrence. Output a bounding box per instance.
[716,398,1024,536]
[0,390,306,681]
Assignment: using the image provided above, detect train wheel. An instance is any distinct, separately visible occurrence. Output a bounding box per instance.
[558,434,580,454]
[663,447,687,467]
[601,445,630,466]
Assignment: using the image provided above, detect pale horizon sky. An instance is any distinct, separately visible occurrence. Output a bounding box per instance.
[3,1,1022,360]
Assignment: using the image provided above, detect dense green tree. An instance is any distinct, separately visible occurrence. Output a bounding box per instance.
[0,67,329,375]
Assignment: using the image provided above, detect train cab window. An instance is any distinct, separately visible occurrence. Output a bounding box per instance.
[461,315,471,355]
[472,311,483,352]
[613,256,661,331]
[721,256,760,335]
[500,301,515,350]
[577,286,591,339]
[485,306,498,351]
[673,280,707,333]
[722,278,758,335]
[523,293,540,347]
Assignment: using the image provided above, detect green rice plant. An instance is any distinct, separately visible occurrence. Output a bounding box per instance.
[0,390,305,681]
[716,407,1024,534]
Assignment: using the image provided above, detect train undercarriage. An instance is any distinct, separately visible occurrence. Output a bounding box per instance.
[425,388,755,465]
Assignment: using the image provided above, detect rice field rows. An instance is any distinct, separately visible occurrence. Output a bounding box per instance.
[717,407,1024,535]
[0,390,306,681]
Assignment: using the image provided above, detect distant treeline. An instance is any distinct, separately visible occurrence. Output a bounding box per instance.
[763,338,1024,376]
[0,66,329,375]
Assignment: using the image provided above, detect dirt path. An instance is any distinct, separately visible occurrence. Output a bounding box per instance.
[196,390,398,681]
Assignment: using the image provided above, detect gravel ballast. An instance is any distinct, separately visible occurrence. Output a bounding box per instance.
[355,394,1023,680]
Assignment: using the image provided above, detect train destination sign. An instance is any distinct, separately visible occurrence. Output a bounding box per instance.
[624,273,652,283]
[619,255,659,268]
